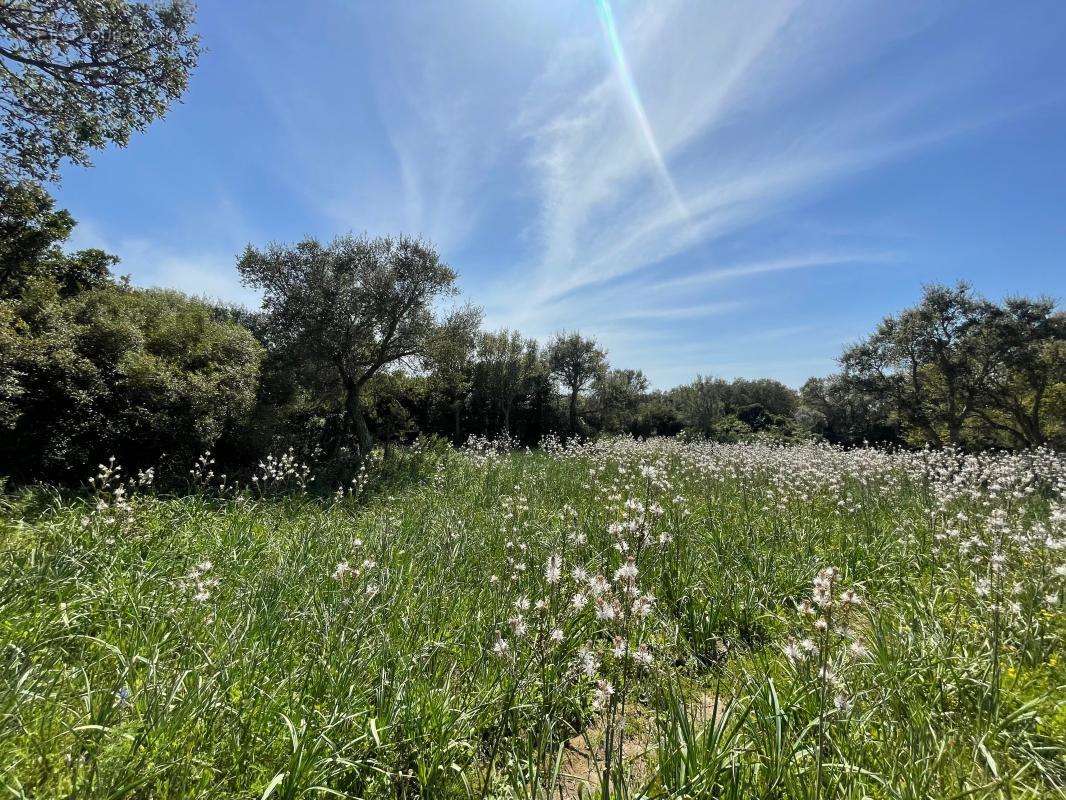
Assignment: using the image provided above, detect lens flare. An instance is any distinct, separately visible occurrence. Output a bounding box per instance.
[594,0,688,220]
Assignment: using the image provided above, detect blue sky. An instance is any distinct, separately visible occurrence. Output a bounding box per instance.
[54,0,1066,388]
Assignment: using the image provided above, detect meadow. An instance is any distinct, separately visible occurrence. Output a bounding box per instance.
[1,437,1064,799]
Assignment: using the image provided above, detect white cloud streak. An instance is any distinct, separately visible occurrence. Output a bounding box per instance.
[114,0,1051,388]
[67,218,259,306]
[457,0,1042,385]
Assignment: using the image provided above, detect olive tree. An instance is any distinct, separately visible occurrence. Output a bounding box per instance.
[840,283,1064,448]
[595,368,648,433]
[547,331,607,434]
[425,318,477,441]
[841,283,996,445]
[973,296,1065,447]
[238,234,480,457]
[475,329,538,436]
[0,0,200,182]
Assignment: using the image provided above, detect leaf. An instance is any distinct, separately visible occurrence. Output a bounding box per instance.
[369,716,381,747]
[260,772,287,800]
[976,740,998,778]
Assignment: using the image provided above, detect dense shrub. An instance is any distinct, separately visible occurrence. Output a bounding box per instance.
[0,279,262,481]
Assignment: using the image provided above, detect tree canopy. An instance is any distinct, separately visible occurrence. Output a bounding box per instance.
[841,283,1065,447]
[0,0,200,182]
[238,234,481,456]
[547,331,607,434]
[0,278,262,480]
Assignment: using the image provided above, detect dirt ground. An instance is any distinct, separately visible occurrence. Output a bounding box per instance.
[556,690,726,799]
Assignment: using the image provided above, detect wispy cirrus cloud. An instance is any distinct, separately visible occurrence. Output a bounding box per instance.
[489,249,894,339]
[658,252,899,292]
[501,1,970,307]
[222,0,1023,325]
[606,299,748,322]
[67,216,260,306]
[453,0,1063,386]
[92,0,1059,389]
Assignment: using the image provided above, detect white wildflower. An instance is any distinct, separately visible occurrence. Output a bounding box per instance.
[545,554,562,584]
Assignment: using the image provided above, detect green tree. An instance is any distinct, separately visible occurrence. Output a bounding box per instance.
[1,180,115,297]
[0,0,200,183]
[237,234,480,457]
[519,348,558,444]
[475,329,538,436]
[669,375,729,437]
[841,283,996,446]
[728,378,798,419]
[631,392,682,438]
[840,283,1064,448]
[972,297,1065,447]
[363,370,424,457]
[0,183,260,481]
[0,280,262,480]
[425,317,477,441]
[595,368,648,433]
[798,374,898,445]
[547,331,607,434]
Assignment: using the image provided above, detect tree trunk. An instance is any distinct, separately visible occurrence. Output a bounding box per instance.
[947,420,962,446]
[1018,415,1044,448]
[453,397,463,442]
[1026,387,1047,447]
[343,377,373,457]
[568,388,579,434]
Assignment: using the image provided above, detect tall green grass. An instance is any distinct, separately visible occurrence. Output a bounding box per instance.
[0,439,1063,798]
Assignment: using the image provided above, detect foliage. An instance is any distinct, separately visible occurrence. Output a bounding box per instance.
[0,279,262,481]
[798,374,898,446]
[664,375,802,441]
[547,331,607,434]
[841,282,1065,448]
[0,0,200,183]
[972,296,1066,447]
[1,187,1063,491]
[237,234,481,458]
[0,180,115,298]
[472,329,539,436]
[593,368,649,433]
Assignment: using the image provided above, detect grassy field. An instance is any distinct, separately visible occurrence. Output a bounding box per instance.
[1,438,1064,799]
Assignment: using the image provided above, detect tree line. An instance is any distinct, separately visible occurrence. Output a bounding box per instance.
[0,2,1062,486]
[2,188,1063,485]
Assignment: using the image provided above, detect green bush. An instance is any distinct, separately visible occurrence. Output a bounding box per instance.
[0,279,262,482]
